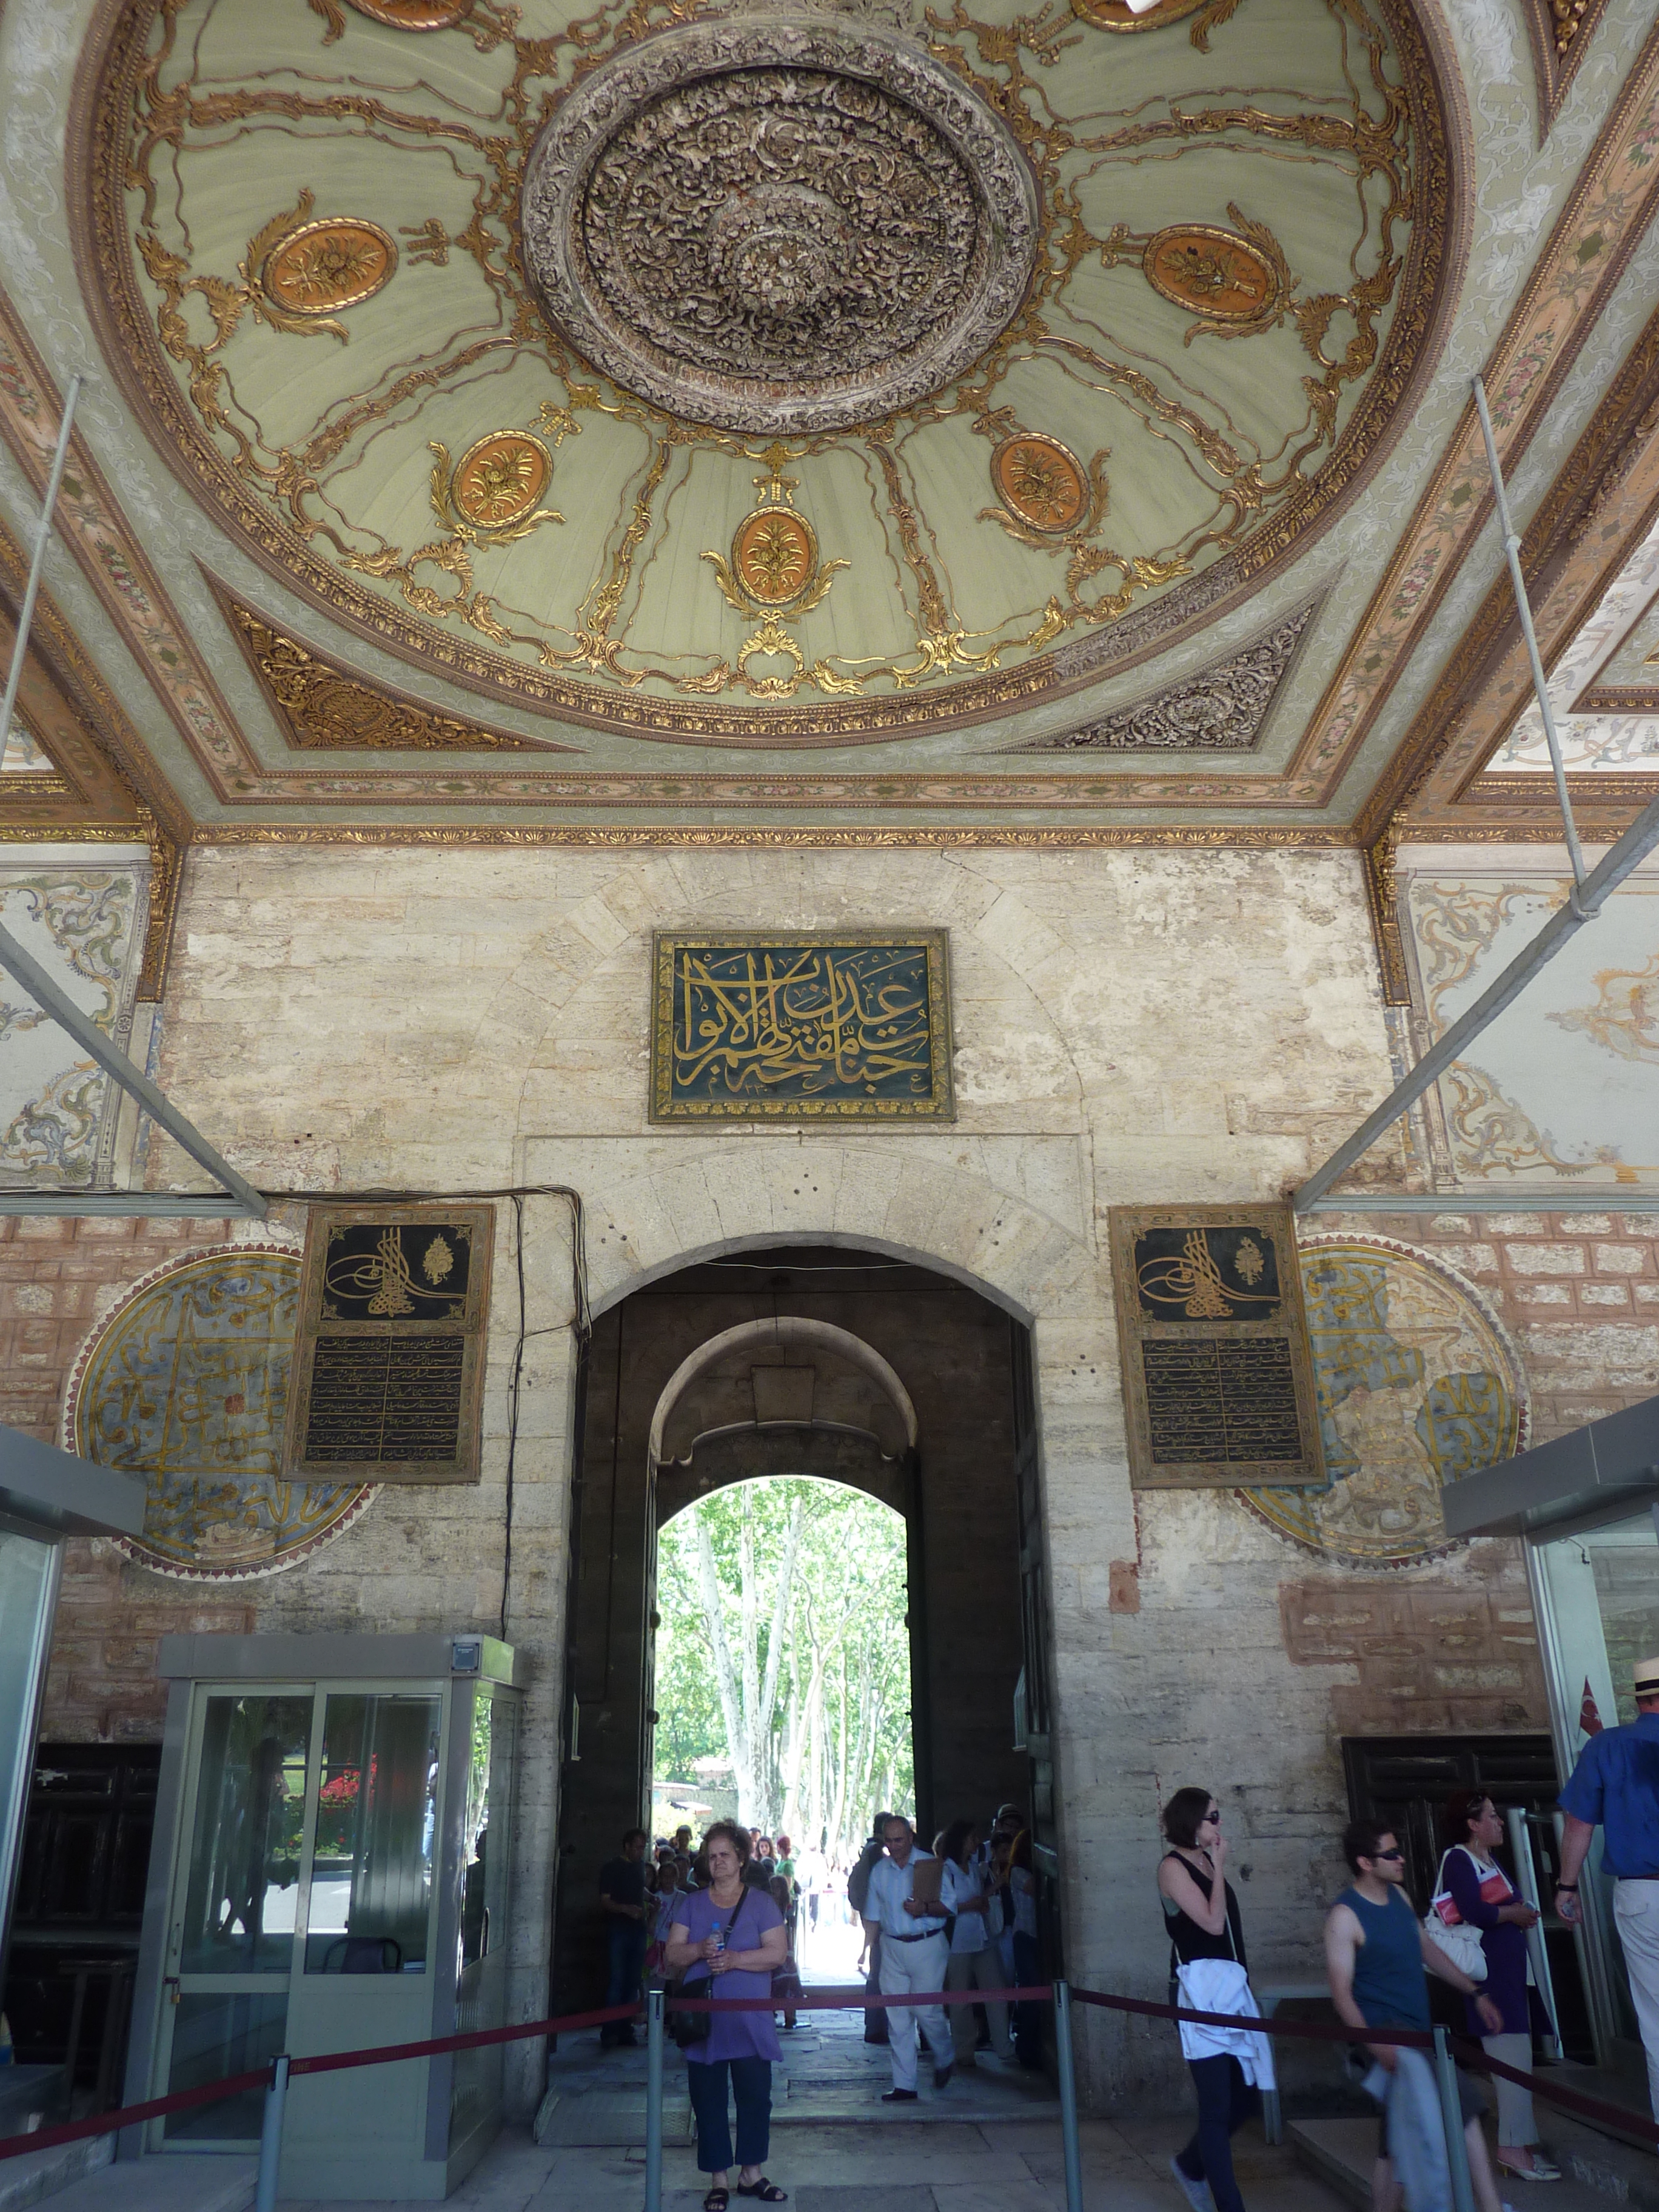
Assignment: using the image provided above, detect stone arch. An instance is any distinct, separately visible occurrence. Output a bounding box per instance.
[646,1313,920,1466]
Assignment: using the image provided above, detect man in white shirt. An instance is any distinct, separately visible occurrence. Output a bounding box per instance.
[862,1814,954,2100]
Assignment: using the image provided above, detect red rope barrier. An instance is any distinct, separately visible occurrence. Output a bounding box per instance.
[668,1986,1048,2013]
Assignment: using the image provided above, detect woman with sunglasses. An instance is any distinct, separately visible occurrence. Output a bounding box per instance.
[1158,1789,1259,2212]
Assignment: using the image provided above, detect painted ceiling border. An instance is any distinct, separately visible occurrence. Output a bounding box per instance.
[62,0,1465,757]
[1281,9,1659,806]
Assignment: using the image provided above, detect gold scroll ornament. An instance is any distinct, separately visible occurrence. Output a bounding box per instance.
[703,449,849,691]
[1145,226,1278,321]
[430,430,563,544]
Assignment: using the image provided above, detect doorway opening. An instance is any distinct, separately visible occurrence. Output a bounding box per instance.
[549,1243,1057,2020]
[654,1476,912,1981]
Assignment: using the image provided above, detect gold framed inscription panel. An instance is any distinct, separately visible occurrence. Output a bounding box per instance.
[650,931,954,1123]
[283,1202,495,1485]
[1109,1202,1324,1489]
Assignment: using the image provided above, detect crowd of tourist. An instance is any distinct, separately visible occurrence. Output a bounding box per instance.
[591,1650,1659,2212]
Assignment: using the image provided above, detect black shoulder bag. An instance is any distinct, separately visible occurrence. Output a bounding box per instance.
[668,1884,751,2050]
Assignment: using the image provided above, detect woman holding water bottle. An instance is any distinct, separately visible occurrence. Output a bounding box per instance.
[665,1822,790,2212]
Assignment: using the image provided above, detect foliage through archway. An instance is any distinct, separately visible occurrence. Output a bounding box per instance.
[654,1478,913,1855]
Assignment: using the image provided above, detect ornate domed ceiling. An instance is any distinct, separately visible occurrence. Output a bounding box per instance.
[78,0,1450,743]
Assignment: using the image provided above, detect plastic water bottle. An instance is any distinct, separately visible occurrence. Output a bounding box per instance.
[711,1920,727,1957]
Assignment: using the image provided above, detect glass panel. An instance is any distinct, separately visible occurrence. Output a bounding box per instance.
[181,1696,310,1974]
[164,1991,287,2140]
[0,1530,58,1935]
[306,1693,440,1974]
[1537,1511,1659,1732]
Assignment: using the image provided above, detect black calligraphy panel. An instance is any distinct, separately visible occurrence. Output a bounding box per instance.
[1109,1203,1324,1488]
[284,1204,494,1486]
[651,932,953,1120]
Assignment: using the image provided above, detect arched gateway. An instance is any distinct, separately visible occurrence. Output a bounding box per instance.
[551,1242,1058,2017]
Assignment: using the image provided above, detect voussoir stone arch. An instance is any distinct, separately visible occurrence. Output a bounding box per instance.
[646,1315,920,1466]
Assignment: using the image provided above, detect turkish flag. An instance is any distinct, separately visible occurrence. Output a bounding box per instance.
[1580,1678,1605,1735]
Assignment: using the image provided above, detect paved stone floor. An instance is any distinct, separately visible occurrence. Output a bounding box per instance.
[288,2005,1352,2212]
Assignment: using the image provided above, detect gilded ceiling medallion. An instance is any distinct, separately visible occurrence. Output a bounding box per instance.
[1070,0,1215,32]
[734,506,820,608]
[703,451,851,693]
[334,0,472,28]
[520,18,1041,435]
[429,431,563,545]
[261,217,397,316]
[451,432,554,529]
[991,435,1088,534]
[1144,225,1278,323]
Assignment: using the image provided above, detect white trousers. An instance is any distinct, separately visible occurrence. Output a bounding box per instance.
[879,1931,952,2090]
[946,1945,1014,2062]
[1615,1879,1659,2121]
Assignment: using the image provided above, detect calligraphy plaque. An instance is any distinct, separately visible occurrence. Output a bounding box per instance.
[283,1203,494,1484]
[1108,1202,1324,1489]
[650,932,954,1121]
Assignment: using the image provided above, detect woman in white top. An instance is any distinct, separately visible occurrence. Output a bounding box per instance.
[936,1820,1016,2066]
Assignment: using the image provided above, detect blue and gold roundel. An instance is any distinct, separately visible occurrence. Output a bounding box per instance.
[65,1247,372,1579]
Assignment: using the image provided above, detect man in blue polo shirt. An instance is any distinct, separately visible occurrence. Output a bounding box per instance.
[1557,1654,1659,2121]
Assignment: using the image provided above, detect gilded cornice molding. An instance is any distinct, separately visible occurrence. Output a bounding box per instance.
[187,823,1352,850]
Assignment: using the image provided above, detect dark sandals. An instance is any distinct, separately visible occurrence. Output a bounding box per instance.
[736,2184,787,2202]
[703,2192,729,2212]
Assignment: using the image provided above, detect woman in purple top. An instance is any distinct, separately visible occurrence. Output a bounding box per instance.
[665,1822,788,2212]
[1439,1792,1559,2183]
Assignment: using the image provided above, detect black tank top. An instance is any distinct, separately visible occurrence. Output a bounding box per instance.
[1161,1852,1247,1972]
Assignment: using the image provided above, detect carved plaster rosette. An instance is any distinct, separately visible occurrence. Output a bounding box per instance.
[520,15,1041,434]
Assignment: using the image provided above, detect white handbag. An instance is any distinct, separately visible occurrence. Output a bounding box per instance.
[1422,1848,1488,1982]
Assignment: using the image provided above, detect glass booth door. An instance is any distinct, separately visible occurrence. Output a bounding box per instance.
[1530,1506,1659,2065]
[149,1681,444,2158]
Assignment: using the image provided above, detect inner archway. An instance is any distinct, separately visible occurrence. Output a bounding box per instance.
[652,1477,914,1865]
[549,1242,1053,2019]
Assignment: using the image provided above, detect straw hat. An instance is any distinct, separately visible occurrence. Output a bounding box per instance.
[1635,1657,1659,1700]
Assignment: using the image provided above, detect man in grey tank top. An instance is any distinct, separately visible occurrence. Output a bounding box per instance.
[1325,1820,1510,2212]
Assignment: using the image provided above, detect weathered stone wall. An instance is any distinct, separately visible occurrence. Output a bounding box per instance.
[22,842,1657,2115]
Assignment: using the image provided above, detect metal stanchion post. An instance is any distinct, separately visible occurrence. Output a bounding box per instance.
[1432,2027,1477,2212]
[644,1991,665,2212]
[254,2054,289,2212]
[1053,1983,1085,2212]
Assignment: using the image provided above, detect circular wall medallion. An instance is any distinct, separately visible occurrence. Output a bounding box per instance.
[1239,1236,1529,1566]
[1144,224,1278,322]
[1070,0,1211,29]
[451,431,554,529]
[263,218,398,316]
[519,17,1041,435]
[991,434,1088,533]
[343,0,472,27]
[732,507,820,606]
[62,1246,375,1581]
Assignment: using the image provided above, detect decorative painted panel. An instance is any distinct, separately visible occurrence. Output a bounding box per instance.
[1110,1202,1324,1487]
[0,856,146,1189]
[63,1245,375,1580]
[1241,1236,1528,1564]
[650,933,954,1122]
[1404,872,1659,1190]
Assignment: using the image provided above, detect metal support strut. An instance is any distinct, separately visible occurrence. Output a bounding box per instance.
[1053,1981,1085,2212]
[0,376,81,762]
[253,2053,289,2212]
[1432,2025,1478,2212]
[643,1986,664,2212]
[1470,375,1590,905]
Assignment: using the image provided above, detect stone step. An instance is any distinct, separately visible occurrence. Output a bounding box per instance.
[1289,2110,1659,2211]
[0,2130,113,2212]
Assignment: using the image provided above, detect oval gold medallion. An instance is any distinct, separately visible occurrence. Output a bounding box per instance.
[452,433,554,528]
[732,508,819,607]
[1070,0,1210,32]
[263,218,397,315]
[991,435,1088,534]
[343,0,472,27]
[1144,225,1278,321]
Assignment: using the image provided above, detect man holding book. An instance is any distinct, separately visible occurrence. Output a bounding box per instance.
[861,1814,954,2101]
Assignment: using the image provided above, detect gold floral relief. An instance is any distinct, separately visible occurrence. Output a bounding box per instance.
[1144,226,1279,323]
[991,435,1090,534]
[263,218,397,316]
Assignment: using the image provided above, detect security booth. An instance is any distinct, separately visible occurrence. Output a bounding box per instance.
[0,1427,145,1982]
[1442,1395,1659,2078]
[124,1634,520,2199]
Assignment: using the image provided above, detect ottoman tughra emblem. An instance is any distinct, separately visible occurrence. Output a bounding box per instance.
[520,16,1040,435]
